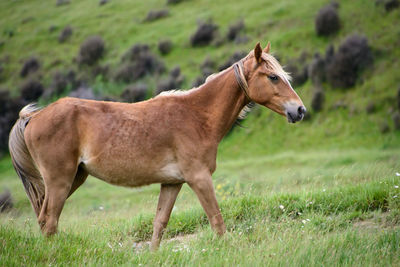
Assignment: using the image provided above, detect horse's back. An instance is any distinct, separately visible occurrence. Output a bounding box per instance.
[24,97,185,186]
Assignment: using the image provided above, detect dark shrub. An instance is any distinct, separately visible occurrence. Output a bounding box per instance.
[167,0,187,4]
[0,90,25,154]
[285,63,308,87]
[78,36,105,66]
[144,9,169,22]
[227,20,245,41]
[155,67,185,95]
[192,57,216,87]
[170,66,181,78]
[190,21,218,47]
[380,122,390,134]
[20,57,40,77]
[58,25,73,43]
[49,25,57,32]
[0,190,13,212]
[51,71,69,95]
[397,86,400,111]
[218,51,247,71]
[92,64,109,79]
[121,83,148,102]
[20,79,44,101]
[201,57,216,71]
[326,34,373,88]
[311,87,325,112]
[385,0,399,11]
[315,4,340,36]
[308,53,325,85]
[158,40,173,55]
[116,44,165,83]
[56,0,70,6]
[366,102,376,114]
[99,0,109,6]
[392,111,400,130]
[69,86,96,100]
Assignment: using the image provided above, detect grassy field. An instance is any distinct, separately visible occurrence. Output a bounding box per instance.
[1,0,400,266]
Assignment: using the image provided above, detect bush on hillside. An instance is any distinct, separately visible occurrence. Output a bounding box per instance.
[326,34,373,88]
[69,86,96,100]
[384,0,399,12]
[0,90,25,154]
[158,40,173,55]
[167,0,188,4]
[144,9,169,22]
[192,57,216,87]
[99,0,109,6]
[315,3,340,36]
[120,83,148,103]
[58,26,73,43]
[115,44,165,83]
[308,53,326,85]
[190,21,218,47]
[226,20,245,41]
[20,79,44,101]
[285,63,308,87]
[56,0,70,6]
[218,51,247,71]
[78,36,105,66]
[20,57,40,77]
[311,86,325,112]
[155,66,185,95]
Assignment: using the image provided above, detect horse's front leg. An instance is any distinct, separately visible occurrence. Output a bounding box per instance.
[187,170,226,236]
[150,183,183,251]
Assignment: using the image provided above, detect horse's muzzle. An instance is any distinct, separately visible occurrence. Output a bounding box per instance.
[286,105,306,123]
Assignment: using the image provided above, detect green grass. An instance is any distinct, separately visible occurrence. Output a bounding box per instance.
[1,147,400,265]
[1,0,400,265]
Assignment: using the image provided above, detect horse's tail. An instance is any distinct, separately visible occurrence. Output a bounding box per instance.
[8,104,44,217]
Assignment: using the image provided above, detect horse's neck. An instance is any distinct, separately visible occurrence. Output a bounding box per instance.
[188,68,248,142]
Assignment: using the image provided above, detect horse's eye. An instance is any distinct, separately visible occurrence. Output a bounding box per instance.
[268,75,279,81]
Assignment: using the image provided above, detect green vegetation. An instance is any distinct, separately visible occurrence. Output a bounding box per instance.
[1,0,400,265]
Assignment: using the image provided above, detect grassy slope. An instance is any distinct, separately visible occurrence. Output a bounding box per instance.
[1,0,400,266]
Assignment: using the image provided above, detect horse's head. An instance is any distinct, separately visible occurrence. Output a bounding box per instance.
[241,42,306,123]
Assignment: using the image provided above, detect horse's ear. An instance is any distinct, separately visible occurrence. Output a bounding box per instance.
[254,42,262,64]
[264,42,271,53]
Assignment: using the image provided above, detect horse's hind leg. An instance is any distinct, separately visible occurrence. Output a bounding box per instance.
[37,164,78,236]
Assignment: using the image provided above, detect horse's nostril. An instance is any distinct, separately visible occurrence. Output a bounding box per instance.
[298,106,306,115]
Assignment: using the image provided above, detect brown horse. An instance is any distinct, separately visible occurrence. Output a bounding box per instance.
[9,42,305,250]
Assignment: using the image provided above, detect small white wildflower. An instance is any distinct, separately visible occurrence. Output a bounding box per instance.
[322,189,326,192]
[306,219,311,222]
[396,172,400,176]
[394,185,399,189]
[118,242,123,247]
[393,195,398,199]
[302,220,307,224]
[202,248,207,252]
[99,206,104,211]
[309,201,313,205]
[279,205,285,210]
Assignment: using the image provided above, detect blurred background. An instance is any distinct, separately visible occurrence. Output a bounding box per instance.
[0,0,400,264]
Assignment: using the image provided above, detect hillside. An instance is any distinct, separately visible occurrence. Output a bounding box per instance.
[0,0,400,266]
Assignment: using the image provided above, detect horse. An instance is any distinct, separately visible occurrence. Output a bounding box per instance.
[9,42,306,250]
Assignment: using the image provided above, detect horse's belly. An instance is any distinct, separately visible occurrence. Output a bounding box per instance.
[83,158,185,187]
